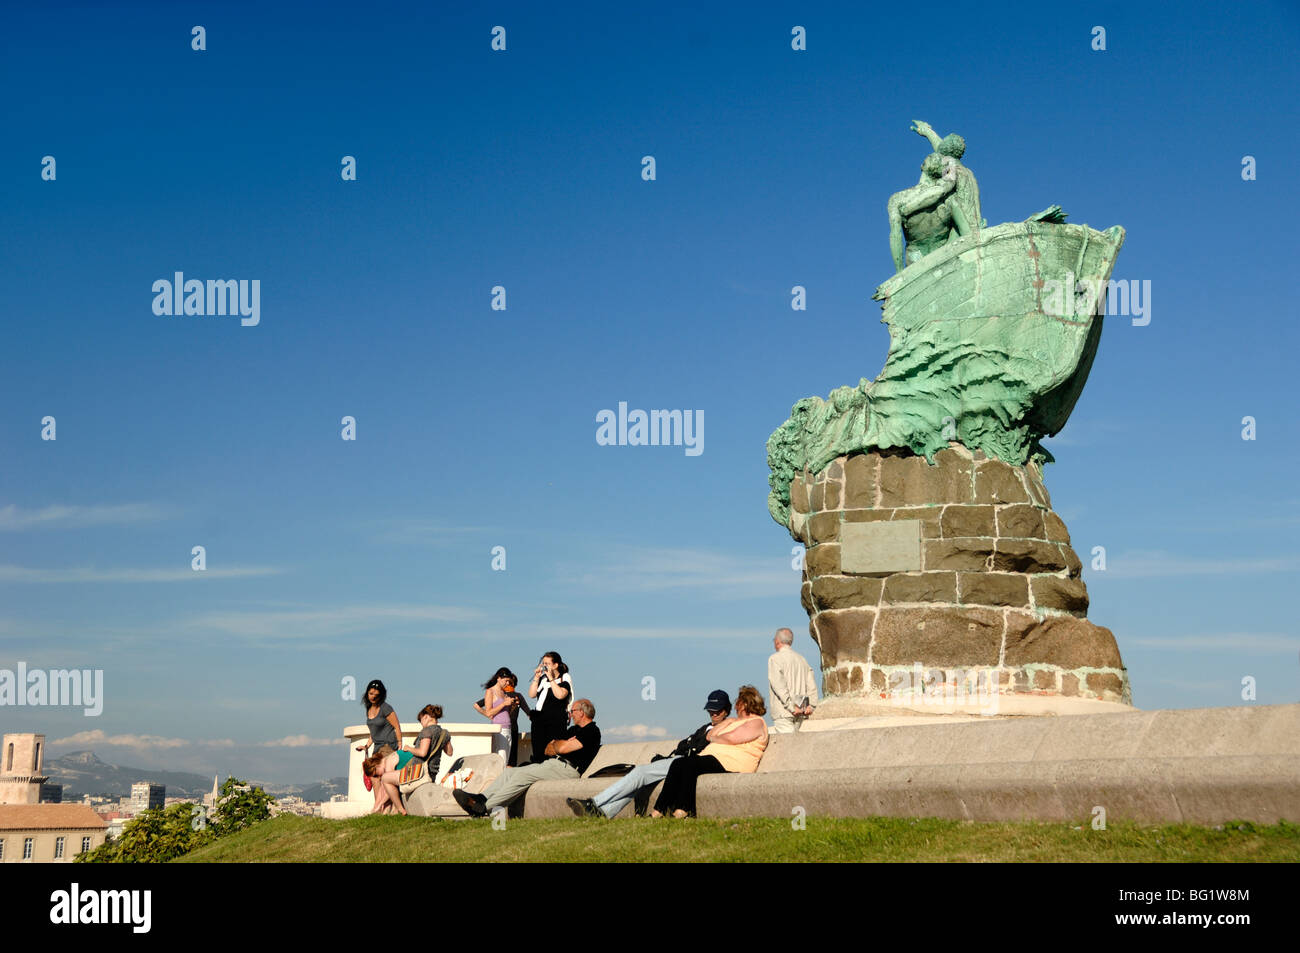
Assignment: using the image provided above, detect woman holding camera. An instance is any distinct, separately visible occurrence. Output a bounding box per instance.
[526,651,572,764]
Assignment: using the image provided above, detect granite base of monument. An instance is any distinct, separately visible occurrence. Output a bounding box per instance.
[787,445,1130,711]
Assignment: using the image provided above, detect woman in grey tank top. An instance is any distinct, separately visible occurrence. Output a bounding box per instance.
[356,680,402,810]
[409,704,453,779]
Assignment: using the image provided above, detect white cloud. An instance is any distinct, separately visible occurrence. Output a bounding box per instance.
[429,623,760,642]
[1099,550,1299,578]
[258,735,343,748]
[367,519,494,545]
[0,565,282,583]
[560,546,792,598]
[1147,676,1236,693]
[604,724,669,740]
[49,729,235,749]
[183,604,485,641]
[1127,633,1300,654]
[49,730,340,752]
[724,280,770,298]
[0,502,175,531]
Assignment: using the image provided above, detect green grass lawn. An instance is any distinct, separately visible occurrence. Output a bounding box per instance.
[178,813,1300,863]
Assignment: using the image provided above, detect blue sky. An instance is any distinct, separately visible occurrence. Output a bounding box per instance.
[2,1,1298,785]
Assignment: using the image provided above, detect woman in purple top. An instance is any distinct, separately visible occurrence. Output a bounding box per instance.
[474,668,523,765]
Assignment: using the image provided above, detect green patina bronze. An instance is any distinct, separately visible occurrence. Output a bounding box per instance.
[767,121,1125,525]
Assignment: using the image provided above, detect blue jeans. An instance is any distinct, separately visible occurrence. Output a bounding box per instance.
[591,757,678,818]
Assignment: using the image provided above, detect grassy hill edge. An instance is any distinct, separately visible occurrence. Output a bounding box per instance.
[177,813,1300,863]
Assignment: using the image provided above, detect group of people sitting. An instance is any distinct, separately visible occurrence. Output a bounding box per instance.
[568,685,768,819]
[453,685,768,820]
[356,651,577,815]
[357,629,820,818]
[358,701,453,815]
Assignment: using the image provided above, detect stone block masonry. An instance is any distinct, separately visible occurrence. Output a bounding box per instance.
[788,446,1130,704]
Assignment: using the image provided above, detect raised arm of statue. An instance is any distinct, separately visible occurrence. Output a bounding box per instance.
[911,119,942,151]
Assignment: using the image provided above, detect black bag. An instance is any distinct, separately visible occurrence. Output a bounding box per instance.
[653,723,711,761]
[588,763,636,779]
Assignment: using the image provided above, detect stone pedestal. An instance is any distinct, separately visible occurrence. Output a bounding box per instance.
[788,446,1130,706]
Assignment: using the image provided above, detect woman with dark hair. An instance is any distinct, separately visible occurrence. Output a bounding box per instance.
[526,652,572,764]
[474,669,526,765]
[502,675,530,766]
[355,679,402,811]
[651,685,768,818]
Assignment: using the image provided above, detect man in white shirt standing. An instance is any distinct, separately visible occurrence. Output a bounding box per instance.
[768,627,818,733]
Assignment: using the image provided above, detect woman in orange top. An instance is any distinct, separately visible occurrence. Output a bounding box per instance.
[651,685,769,818]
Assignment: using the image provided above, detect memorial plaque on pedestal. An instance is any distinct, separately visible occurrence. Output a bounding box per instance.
[841,520,922,574]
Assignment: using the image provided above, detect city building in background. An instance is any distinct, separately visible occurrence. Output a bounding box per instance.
[129,781,165,812]
[0,804,107,863]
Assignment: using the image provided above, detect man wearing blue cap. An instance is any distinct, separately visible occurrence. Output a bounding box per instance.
[567,690,732,819]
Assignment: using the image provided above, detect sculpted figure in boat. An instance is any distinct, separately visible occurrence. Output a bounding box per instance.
[766,121,1125,525]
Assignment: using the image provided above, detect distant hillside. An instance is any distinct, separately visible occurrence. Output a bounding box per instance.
[46,751,349,802]
[297,778,348,802]
[46,751,215,799]
[252,777,348,801]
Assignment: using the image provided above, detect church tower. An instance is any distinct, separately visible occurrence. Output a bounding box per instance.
[0,733,49,805]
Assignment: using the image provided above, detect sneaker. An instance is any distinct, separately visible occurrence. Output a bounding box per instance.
[566,797,604,819]
[453,789,489,817]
